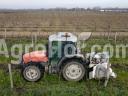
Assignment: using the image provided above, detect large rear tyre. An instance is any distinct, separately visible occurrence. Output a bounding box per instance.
[22,65,42,82]
[62,61,85,81]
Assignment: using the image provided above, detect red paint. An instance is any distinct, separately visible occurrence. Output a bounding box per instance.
[23,51,48,64]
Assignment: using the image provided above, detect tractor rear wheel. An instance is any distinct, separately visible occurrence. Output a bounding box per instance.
[62,61,85,81]
[22,65,42,82]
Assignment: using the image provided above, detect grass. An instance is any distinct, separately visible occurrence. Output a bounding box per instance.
[0,69,128,96]
[0,37,128,96]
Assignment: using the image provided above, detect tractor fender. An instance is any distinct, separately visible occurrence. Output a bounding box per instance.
[57,54,86,71]
[20,61,46,72]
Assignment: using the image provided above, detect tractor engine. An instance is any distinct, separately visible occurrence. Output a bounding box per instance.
[23,51,48,64]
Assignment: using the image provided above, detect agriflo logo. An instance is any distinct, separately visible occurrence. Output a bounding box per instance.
[0,32,128,64]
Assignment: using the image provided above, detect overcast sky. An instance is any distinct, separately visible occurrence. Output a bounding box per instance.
[0,0,128,9]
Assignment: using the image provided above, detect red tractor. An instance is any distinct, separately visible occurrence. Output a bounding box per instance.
[20,32,116,82]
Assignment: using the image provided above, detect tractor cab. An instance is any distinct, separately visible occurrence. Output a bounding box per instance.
[48,32,79,70]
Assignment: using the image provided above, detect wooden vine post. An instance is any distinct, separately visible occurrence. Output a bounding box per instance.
[8,64,14,89]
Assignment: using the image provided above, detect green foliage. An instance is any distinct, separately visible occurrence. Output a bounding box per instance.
[0,70,128,96]
[0,38,128,96]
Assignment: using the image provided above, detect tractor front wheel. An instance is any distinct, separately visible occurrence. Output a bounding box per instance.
[22,65,42,82]
[62,61,85,81]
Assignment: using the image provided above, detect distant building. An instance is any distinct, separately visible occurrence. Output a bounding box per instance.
[100,8,128,12]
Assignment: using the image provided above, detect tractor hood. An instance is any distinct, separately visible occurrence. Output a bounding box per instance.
[23,51,48,64]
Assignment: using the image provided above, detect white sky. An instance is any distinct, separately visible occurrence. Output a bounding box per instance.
[0,0,127,9]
